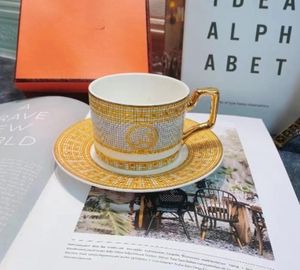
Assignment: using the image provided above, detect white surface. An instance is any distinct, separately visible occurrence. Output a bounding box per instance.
[1,113,299,270]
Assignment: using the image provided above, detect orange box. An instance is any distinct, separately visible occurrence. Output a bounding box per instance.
[15,0,149,92]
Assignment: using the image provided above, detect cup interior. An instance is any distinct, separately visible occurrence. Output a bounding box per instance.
[89,73,190,106]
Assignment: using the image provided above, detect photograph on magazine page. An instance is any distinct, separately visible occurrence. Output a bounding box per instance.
[74,127,274,260]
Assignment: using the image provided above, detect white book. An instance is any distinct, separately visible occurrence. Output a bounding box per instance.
[1,102,299,270]
[181,0,300,134]
[0,96,89,261]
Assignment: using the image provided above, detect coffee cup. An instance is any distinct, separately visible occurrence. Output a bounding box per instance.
[89,73,219,174]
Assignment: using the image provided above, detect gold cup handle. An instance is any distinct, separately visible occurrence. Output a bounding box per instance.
[182,87,219,142]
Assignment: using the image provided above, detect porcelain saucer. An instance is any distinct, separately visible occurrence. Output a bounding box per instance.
[53,119,223,193]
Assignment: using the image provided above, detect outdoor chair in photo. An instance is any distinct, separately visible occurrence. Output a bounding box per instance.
[250,205,267,255]
[193,188,243,248]
[145,189,192,240]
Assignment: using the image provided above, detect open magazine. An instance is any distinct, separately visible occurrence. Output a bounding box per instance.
[0,96,89,261]
[0,97,299,270]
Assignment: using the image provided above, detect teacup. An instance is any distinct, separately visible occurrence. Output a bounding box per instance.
[89,73,219,174]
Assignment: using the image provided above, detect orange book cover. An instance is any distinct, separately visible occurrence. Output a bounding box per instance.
[15,0,149,92]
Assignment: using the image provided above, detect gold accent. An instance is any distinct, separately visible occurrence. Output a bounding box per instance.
[125,124,159,152]
[54,119,223,192]
[94,136,181,155]
[273,117,300,148]
[95,149,178,171]
[89,93,188,124]
[183,88,219,141]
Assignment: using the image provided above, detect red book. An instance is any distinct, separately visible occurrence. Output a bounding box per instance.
[15,0,149,92]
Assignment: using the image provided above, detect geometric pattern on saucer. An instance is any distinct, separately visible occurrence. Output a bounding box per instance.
[53,119,223,193]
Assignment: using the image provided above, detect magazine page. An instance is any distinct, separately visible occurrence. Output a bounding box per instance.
[1,113,299,270]
[0,96,89,262]
[181,0,300,134]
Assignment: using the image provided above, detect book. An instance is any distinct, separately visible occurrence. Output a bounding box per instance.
[0,96,299,270]
[147,0,300,134]
[0,96,89,262]
[181,0,300,135]
[15,0,148,92]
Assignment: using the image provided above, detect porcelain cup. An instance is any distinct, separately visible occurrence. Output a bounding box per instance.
[88,73,219,174]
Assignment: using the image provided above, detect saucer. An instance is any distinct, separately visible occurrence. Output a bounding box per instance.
[53,119,223,193]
